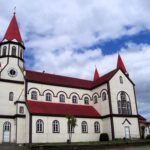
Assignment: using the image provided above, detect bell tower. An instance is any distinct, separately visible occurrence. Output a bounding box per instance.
[0,13,25,82]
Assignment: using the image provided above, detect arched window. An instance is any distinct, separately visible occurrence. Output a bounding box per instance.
[9,92,14,101]
[36,119,44,133]
[72,95,77,104]
[120,91,126,101]
[46,93,51,101]
[94,95,98,104]
[3,121,11,132]
[81,121,88,133]
[94,121,100,133]
[12,46,16,56]
[20,49,23,58]
[59,94,65,102]
[31,91,37,100]
[2,46,7,56]
[102,92,107,101]
[84,97,89,104]
[53,120,60,133]
[117,91,132,115]
[120,76,123,84]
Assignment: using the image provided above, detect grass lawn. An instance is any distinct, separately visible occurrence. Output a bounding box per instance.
[31,139,150,147]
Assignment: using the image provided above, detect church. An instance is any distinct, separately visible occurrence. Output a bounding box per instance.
[0,14,142,144]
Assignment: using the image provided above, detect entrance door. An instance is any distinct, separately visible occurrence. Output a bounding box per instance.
[3,122,11,143]
[125,126,130,139]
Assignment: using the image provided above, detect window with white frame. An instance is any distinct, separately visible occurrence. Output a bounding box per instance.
[9,92,14,101]
[72,95,77,104]
[2,46,7,56]
[81,121,88,133]
[120,76,123,84]
[36,119,44,133]
[31,91,37,100]
[20,49,23,58]
[117,91,132,115]
[3,121,11,132]
[19,106,24,114]
[94,95,98,104]
[46,93,51,101]
[84,97,89,104]
[12,46,16,56]
[102,92,107,101]
[53,120,60,133]
[59,94,65,102]
[94,121,100,133]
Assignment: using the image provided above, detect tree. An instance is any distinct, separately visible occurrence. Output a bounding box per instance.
[66,115,77,143]
[141,126,145,139]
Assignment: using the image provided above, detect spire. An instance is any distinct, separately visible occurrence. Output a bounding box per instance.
[3,13,23,43]
[117,54,128,75]
[93,67,100,81]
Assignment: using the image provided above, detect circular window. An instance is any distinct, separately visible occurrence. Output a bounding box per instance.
[8,68,18,77]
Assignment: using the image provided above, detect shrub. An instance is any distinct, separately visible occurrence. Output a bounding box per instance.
[146,134,150,139]
[99,133,109,141]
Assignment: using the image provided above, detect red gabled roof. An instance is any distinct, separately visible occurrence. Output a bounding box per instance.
[26,69,117,89]
[139,120,150,125]
[117,54,128,75]
[26,100,101,118]
[3,14,23,43]
[26,70,92,89]
[92,69,118,88]
[93,68,100,81]
[138,114,146,121]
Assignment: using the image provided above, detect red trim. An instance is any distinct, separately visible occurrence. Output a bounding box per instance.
[26,100,101,118]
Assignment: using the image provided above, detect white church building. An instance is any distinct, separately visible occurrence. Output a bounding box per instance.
[0,14,141,144]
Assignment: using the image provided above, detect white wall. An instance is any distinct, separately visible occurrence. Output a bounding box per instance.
[0,119,16,143]
[109,70,137,115]
[32,116,102,143]
[113,117,140,139]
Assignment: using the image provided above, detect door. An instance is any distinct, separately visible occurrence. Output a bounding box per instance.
[3,122,11,143]
[125,126,130,139]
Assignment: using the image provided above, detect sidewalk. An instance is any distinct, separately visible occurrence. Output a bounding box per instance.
[0,144,29,150]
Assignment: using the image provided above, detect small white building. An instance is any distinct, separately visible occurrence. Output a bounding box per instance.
[0,14,141,144]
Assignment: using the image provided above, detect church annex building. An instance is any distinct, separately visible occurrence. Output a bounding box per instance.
[0,14,149,144]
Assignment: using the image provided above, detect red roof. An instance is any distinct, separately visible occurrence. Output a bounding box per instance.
[92,69,118,88]
[3,14,23,43]
[117,54,128,75]
[26,100,101,118]
[139,120,150,125]
[138,114,146,121]
[93,68,100,81]
[26,69,117,89]
[26,70,92,89]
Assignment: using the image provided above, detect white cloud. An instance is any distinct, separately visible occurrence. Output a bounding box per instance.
[0,0,150,120]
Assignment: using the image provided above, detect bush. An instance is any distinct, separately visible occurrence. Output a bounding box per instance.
[99,133,109,141]
[146,134,150,139]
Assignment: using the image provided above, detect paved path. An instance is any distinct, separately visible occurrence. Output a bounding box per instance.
[0,144,29,150]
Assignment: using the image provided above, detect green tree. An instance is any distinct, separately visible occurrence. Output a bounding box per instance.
[141,126,145,139]
[66,115,77,143]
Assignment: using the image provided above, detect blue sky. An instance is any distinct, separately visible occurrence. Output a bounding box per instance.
[0,0,150,121]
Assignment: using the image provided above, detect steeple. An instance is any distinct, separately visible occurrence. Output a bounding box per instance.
[117,54,128,75]
[93,67,100,81]
[2,13,23,44]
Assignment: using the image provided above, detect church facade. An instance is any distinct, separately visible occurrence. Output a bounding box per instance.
[0,14,140,144]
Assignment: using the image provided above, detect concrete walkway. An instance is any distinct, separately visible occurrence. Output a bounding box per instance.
[0,144,29,150]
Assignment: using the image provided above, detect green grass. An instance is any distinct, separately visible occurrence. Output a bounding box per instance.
[31,139,150,147]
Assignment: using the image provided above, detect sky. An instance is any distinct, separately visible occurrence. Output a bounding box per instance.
[0,0,150,120]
